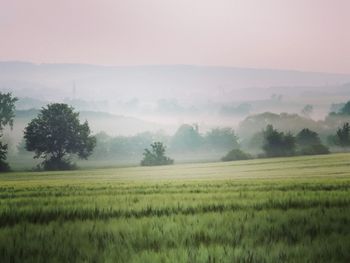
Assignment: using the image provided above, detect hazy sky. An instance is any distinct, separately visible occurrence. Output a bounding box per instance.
[1,0,349,73]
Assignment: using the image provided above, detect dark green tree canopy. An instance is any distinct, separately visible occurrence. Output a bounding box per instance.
[296,128,321,147]
[296,128,329,155]
[340,102,350,115]
[24,103,96,170]
[262,125,296,157]
[329,101,350,116]
[221,149,251,162]
[335,122,350,147]
[141,142,173,166]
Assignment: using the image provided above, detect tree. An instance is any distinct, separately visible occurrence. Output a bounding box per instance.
[296,129,329,155]
[262,125,296,157]
[24,103,96,170]
[141,142,173,166]
[171,124,202,152]
[205,127,239,152]
[329,101,350,116]
[340,101,350,115]
[335,123,350,147]
[296,128,321,147]
[0,137,10,171]
[0,92,18,171]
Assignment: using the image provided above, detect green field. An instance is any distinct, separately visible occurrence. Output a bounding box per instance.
[1,154,350,262]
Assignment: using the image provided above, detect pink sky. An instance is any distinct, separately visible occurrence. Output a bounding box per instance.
[1,0,349,73]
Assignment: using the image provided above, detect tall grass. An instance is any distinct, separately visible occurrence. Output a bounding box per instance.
[0,154,350,262]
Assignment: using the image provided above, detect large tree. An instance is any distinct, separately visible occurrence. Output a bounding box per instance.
[0,92,18,171]
[24,103,96,170]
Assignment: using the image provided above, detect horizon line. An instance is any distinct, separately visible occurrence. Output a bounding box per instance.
[1,60,350,76]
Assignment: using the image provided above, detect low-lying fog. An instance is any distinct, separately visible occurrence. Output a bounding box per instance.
[1,61,350,169]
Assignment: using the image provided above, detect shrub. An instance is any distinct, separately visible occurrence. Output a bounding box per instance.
[221,149,252,162]
[299,144,330,155]
[41,158,77,171]
[141,142,174,166]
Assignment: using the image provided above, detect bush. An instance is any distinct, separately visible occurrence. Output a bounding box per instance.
[141,142,174,166]
[41,158,77,171]
[0,159,10,172]
[299,144,330,155]
[221,149,252,162]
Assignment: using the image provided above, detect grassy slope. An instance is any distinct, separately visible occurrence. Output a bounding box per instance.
[0,154,350,262]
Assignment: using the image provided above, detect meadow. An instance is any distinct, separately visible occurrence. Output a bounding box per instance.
[0,154,350,262]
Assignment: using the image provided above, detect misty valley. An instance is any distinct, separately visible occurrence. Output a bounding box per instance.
[1,1,350,260]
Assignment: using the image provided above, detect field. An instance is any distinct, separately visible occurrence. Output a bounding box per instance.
[0,154,350,262]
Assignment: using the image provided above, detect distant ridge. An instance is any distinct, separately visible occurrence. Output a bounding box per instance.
[1,61,350,102]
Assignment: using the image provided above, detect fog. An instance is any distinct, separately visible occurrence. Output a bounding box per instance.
[1,61,350,169]
[2,61,350,125]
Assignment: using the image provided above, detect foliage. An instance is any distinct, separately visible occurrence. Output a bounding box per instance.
[238,112,321,140]
[329,101,350,117]
[0,92,18,171]
[90,126,242,163]
[335,123,350,147]
[0,139,10,172]
[24,103,96,170]
[262,125,296,157]
[244,131,265,153]
[296,128,329,155]
[92,132,170,161]
[329,102,346,115]
[204,127,239,152]
[296,128,321,146]
[221,149,252,162]
[0,92,18,131]
[299,144,330,155]
[171,124,202,152]
[339,101,350,115]
[141,142,174,166]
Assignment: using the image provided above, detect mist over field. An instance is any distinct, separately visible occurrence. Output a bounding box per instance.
[2,61,350,131]
[1,61,349,170]
[1,0,350,262]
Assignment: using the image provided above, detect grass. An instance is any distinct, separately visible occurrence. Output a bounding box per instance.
[0,153,350,262]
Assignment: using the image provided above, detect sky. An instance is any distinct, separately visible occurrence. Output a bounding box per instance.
[0,0,349,74]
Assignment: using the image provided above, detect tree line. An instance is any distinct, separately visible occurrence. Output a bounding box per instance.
[1,92,350,171]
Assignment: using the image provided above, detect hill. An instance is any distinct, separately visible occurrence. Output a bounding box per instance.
[1,61,350,103]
